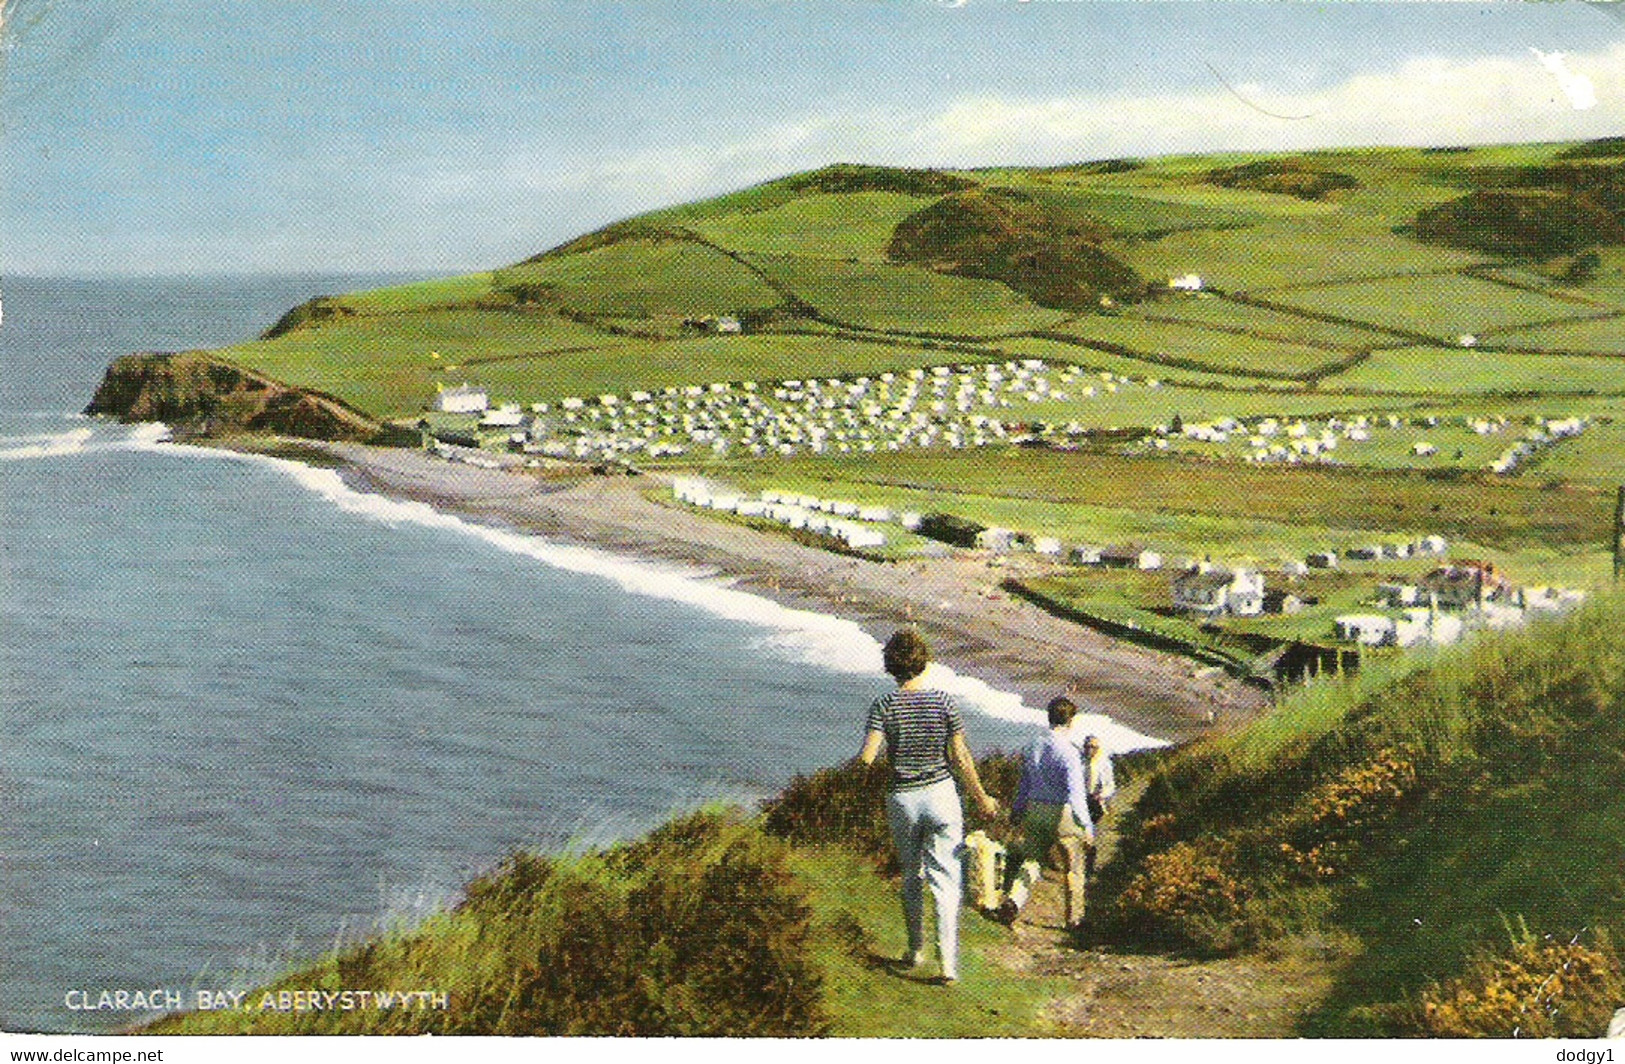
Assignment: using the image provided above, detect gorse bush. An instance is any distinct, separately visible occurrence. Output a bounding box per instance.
[1413,928,1622,1038]
[1100,594,1625,1031]
[760,752,1020,871]
[1116,840,1248,952]
[154,808,826,1036]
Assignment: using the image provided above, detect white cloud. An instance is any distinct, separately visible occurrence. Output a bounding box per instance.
[512,41,1625,217]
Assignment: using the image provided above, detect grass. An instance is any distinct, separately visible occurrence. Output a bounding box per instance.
[687,191,934,261]
[1130,296,1394,350]
[1324,347,1625,396]
[985,182,1261,236]
[1265,273,1601,340]
[713,448,1618,552]
[497,238,785,321]
[339,272,500,314]
[1108,216,1481,293]
[217,310,634,418]
[1043,314,1351,379]
[1493,315,1625,355]
[750,254,1069,337]
[1102,596,1625,1035]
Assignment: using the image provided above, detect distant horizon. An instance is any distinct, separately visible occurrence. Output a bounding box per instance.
[4,0,1622,275]
[8,127,1625,283]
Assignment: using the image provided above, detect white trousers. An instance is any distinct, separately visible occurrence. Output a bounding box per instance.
[886,778,963,977]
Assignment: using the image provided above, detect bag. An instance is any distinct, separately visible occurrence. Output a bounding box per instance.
[961,830,1008,909]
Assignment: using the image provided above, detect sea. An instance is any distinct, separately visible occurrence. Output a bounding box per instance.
[0,275,1156,1034]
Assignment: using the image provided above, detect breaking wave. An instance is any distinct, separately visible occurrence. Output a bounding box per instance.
[125,433,1168,753]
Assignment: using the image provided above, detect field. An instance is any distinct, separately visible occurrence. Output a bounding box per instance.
[686,191,931,261]
[717,447,1616,554]
[217,311,635,417]
[1265,273,1601,340]
[1109,217,1482,293]
[1042,314,1352,379]
[749,255,1069,336]
[1493,315,1625,354]
[1324,347,1625,396]
[1128,296,1394,350]
[192,138,1625,596]
[497,238,785,322]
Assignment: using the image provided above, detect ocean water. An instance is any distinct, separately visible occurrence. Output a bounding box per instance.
[0,276,1151,1034]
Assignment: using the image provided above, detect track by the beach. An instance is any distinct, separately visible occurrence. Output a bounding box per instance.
[323,443,1268,742]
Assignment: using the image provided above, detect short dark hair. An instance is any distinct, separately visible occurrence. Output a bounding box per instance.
[883,628,930,682]
[1047,696,1078,727]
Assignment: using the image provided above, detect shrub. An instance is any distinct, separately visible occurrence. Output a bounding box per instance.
[1204,160,1360,200]
[915,512,986,549]
[1116,840,1248,952]
[1413,930,1622,1038]
[888,188,1141,310]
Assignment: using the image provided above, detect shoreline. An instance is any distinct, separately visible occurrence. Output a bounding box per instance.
[273,439,1267,745]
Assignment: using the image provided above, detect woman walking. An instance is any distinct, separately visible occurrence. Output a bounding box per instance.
[859,628,999,984]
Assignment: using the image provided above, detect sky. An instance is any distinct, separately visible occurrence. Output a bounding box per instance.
[1,0,1623,276]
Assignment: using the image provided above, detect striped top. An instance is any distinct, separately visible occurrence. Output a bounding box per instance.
[865,688,963,791]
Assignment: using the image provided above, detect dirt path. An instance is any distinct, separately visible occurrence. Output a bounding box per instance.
[978,788,1336,1038]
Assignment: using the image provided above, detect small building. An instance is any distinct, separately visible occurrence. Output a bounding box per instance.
[479,404,524,428]
[976,527,1017,553]
[1413,535,1448,556]
[1306,551,1339,570]
[1101,546,1162,570]
[1347,545,1382,561]
[1375,583,1420,607]
[434,383,489,414]
[1069,545,1104,566]
[1173,567,1264,617]
[1281,560,1310,579]
[1421,562,1512,611]
[1168,274,1204,292]
[1033,536,1063,558]
[1335,614,1395,646]
[1263,589,1305,615]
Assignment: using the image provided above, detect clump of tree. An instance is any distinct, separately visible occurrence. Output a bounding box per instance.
[261,296,356,339]
[1203,159,1361,201]
[1414,158,1625,259]
[782,163,976,197]
[888,187,1141,310]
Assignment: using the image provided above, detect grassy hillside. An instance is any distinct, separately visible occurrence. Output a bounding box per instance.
[1097,593,1625,1036]
[146,597,1625,1037]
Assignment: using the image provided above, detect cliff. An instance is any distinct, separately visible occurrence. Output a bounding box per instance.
[85,352,393,442]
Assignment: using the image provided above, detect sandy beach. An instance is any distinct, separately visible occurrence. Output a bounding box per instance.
[312,441,1268,744]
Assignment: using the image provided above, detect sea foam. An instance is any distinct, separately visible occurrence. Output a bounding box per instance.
[127,433,1168,753]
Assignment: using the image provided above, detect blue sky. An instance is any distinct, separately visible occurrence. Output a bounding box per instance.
[2,0,1622,276]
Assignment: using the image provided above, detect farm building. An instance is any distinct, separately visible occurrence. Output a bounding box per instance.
[1172,567,1264,617]
[434,383,489,414]
[1307,551,1338,569]
[1070,545,1103,566]
[1421,563,1512,611]
[1168,274,1204,292]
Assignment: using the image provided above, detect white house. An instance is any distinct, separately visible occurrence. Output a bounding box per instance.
[1033,536,1063,558]
[1168,274,1204,292]
[434,383,489,414]
[1172,567,1265,616]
